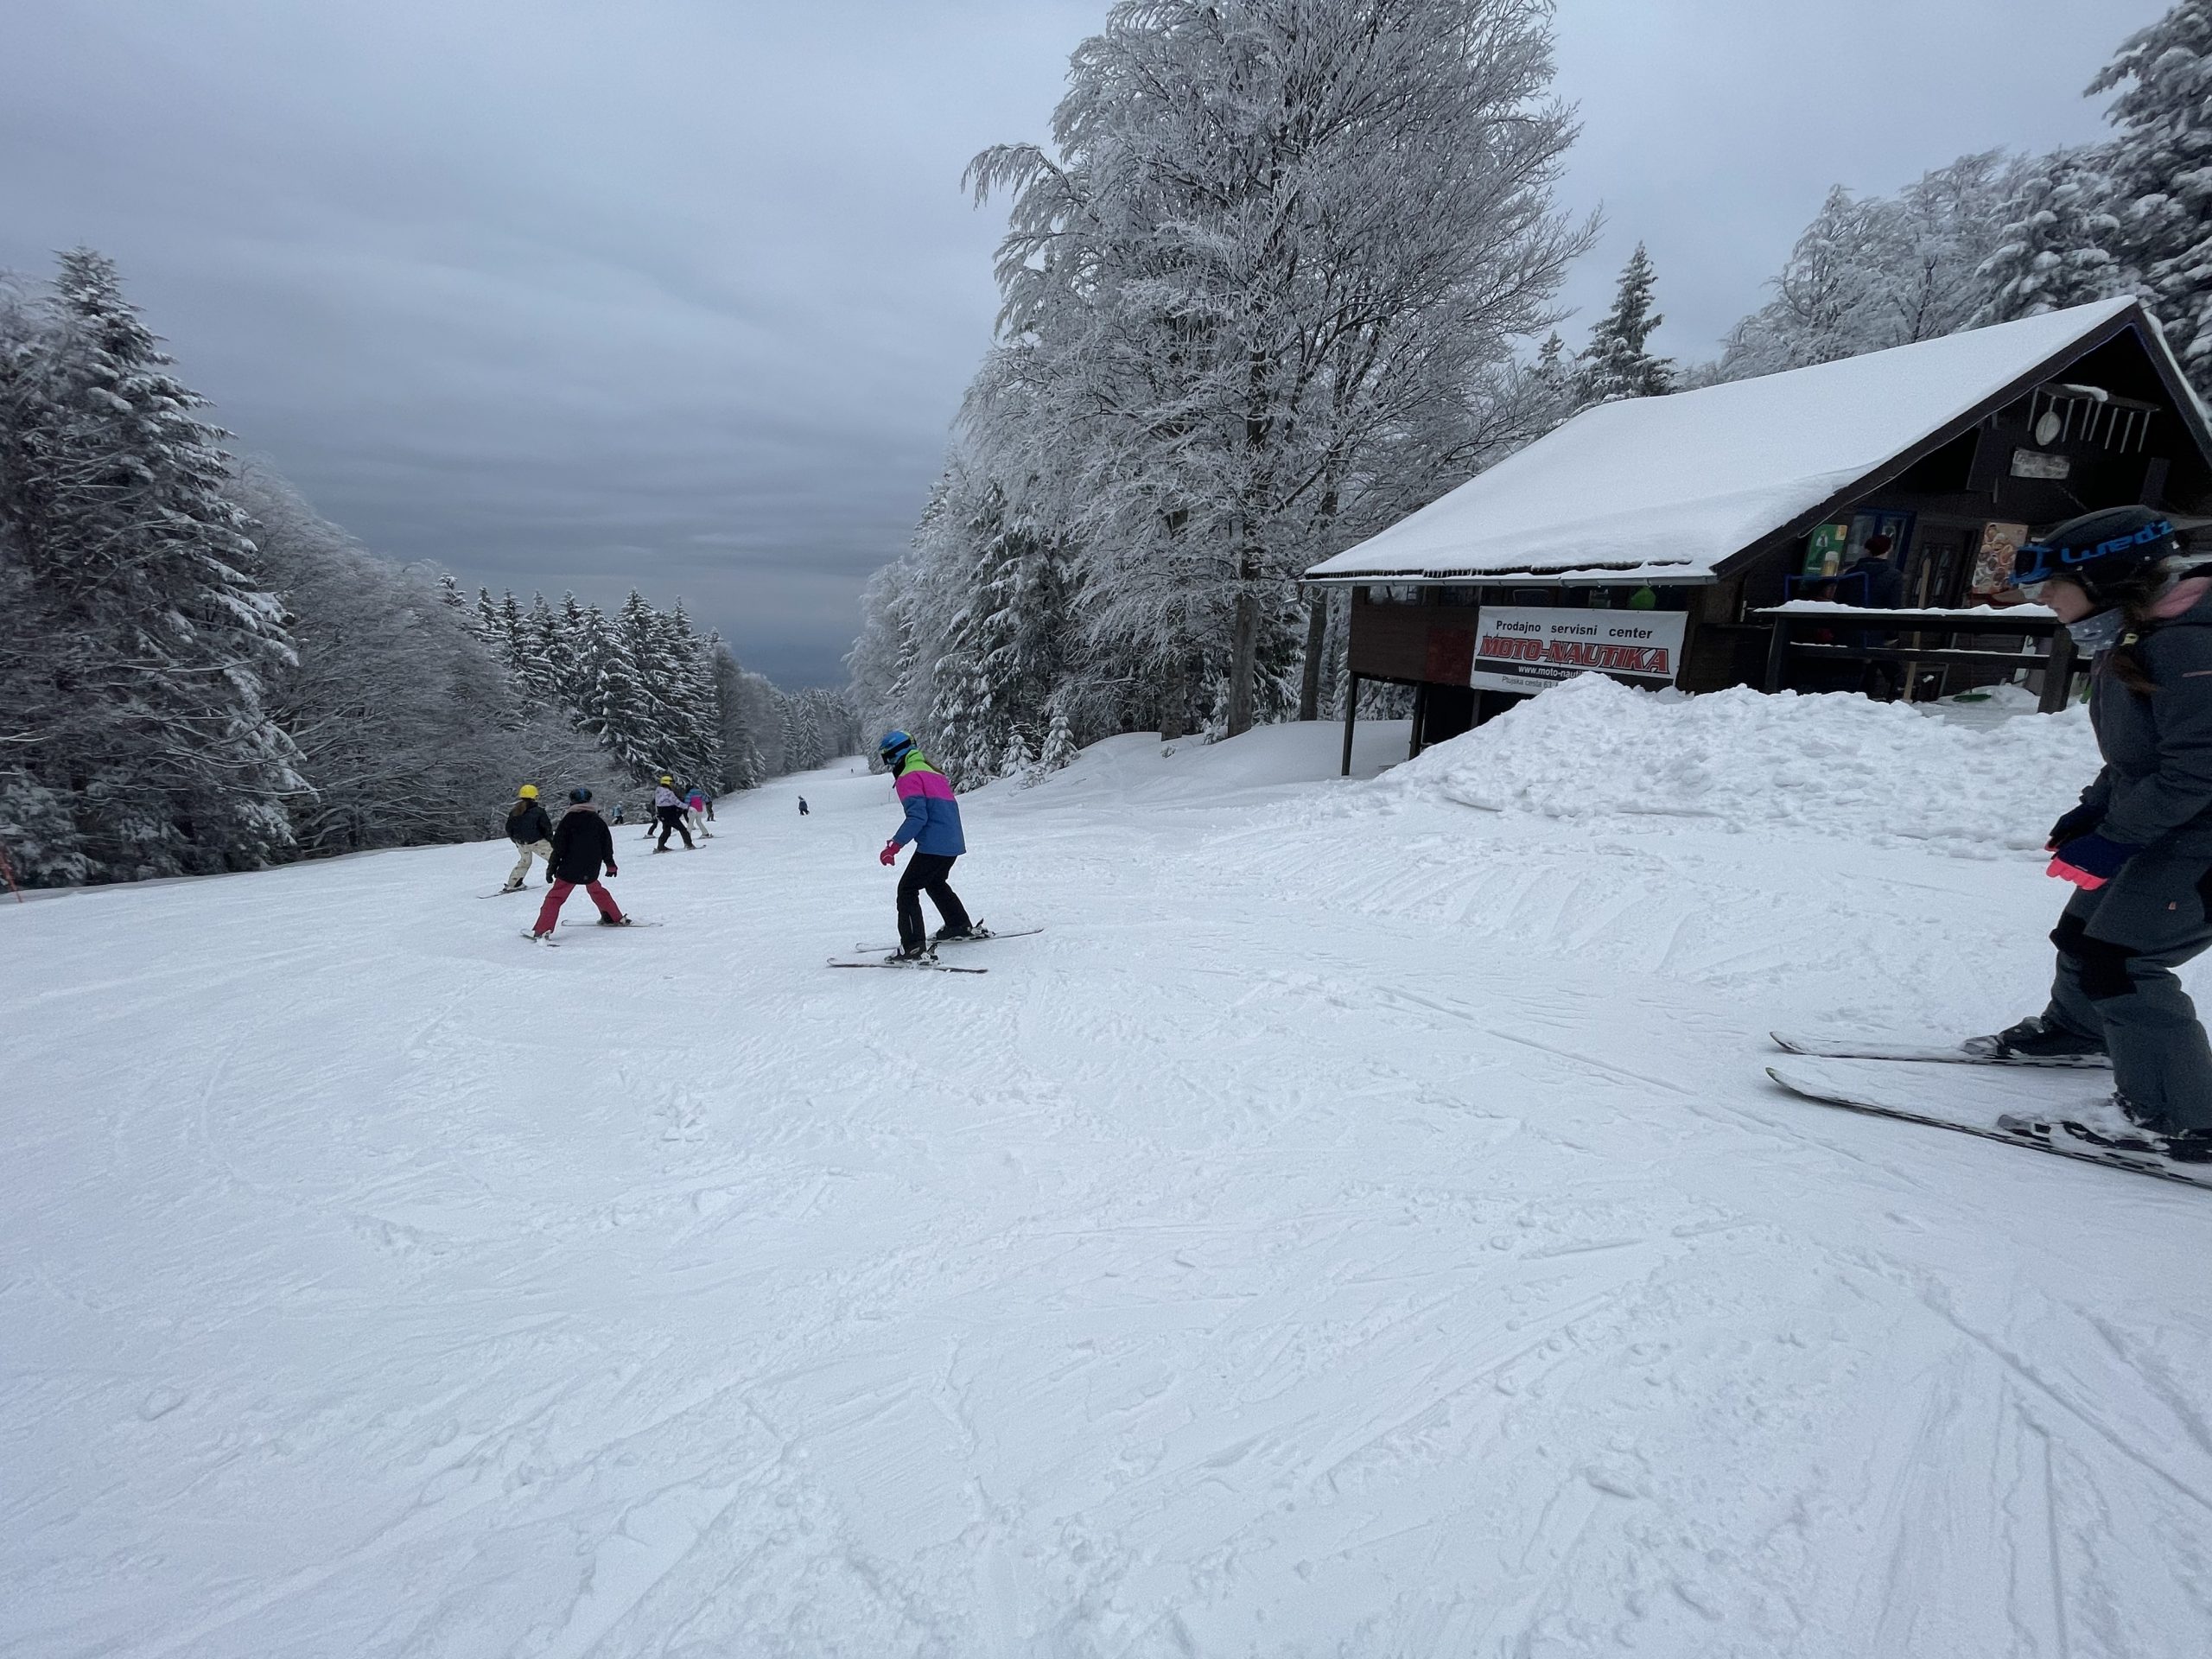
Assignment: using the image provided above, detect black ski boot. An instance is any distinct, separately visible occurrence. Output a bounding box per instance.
[598,915,632,926]
[932,925,975,942]
[887,944,934,964]
[1962,1015,2107,1065]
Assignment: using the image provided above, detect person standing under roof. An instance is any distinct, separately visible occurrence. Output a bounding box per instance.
[1839,532,1906,700]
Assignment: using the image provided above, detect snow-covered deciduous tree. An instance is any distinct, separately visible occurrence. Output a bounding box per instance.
[235,467,616,855]
[1577,243,1674,404]
[1717,156,2022,379]
[2091,0,2212,390]
[957,0,1587,739]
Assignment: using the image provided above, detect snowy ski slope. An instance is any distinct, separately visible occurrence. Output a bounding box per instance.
[6,703,2212,1656]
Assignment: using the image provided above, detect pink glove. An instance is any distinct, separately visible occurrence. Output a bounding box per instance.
[880,842,899,867]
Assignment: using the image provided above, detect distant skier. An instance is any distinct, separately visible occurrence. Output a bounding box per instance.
[530,787,628,940]
[611,801,626,826]
[685,785,713,839]
[798,796,810,817]
[1970,507,2212,1160]
[876,729,972,960]
[652,773,694,852]
[501,785,555,892]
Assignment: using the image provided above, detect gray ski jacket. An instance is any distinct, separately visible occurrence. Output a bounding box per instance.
[2076,588,2212,855]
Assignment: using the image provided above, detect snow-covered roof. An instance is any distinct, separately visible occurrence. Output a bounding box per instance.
[1308,296,2166,586]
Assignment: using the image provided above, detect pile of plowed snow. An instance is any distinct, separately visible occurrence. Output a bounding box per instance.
[1380,672,2100,856]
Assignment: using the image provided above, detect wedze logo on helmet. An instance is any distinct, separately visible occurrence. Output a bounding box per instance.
[2012,514,2175,585]
[2057,519,2177,566]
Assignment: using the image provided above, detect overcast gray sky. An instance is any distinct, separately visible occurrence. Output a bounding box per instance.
[0,0,2167,683]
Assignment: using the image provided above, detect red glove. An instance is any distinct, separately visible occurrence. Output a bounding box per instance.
[880,841,899,867]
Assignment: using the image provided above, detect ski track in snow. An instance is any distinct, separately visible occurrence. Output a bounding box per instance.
[7,721,2212,1656]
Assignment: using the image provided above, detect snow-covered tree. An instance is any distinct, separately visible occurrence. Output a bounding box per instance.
[1975,146,2127,321]
[2091,0,2212,389]
[959,0,1587,738]
[235,467,616,855]
[1578,243,1674,403]
[0,249,302,882]
[1718,156,2021,379]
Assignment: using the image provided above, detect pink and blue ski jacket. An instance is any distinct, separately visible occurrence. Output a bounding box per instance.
[891,750,965,855]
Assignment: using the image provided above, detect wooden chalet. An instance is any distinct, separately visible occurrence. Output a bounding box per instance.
[1305,297,2212,767]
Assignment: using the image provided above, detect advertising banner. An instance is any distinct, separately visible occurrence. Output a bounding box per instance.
[1469,606,1689,696]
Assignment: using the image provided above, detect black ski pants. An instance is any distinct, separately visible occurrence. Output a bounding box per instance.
[2041,849,2212,1131]
[656,806,693,850]
[898,852,971,950]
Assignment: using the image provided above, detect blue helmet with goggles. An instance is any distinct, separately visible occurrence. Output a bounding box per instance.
[878,729,914,760]
[2008,505,2182,598]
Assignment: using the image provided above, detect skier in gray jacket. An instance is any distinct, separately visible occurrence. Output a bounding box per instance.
[1971,506,2212,1160]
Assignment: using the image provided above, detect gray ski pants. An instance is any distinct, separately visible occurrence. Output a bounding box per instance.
[2042,849,2212,1131]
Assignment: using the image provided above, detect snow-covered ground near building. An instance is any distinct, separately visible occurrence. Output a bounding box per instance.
[8,691,2212,1658]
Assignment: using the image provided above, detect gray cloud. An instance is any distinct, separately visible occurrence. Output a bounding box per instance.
[0,0,2171,683]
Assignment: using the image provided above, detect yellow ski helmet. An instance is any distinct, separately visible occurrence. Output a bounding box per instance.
[518,784,539,799]
[658,773,674,785]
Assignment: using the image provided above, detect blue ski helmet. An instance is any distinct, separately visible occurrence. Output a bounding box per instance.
[2008,506,2183,597]
[569,785,592,803]
[878,729,913,758]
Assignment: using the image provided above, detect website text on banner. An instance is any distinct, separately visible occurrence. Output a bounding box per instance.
[1469,607,1689,696]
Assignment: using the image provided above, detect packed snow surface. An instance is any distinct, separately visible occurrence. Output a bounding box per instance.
[9,696,2212,1657]
[1386,671,2101,855]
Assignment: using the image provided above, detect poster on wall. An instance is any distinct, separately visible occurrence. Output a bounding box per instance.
[1968,522,2030,598]
[1469,607,1690,696]
[1802,523,1851,577]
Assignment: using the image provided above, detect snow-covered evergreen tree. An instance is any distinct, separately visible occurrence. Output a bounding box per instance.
[1577,244,1674,403]
[1975,147,2126,321]
[2,249,302,880]
[2091,0,2212,390]
[1033,707,1079,782]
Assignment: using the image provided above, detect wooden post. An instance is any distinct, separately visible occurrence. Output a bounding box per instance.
[1409,683,1428,760]
[1341,672,1360,777]
[1762,612,1790,693]
[2039,625,2078,714]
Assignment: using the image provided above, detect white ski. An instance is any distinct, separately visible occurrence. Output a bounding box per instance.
[1767,1057,2210,1191]
[851,924,1040,953]
[827,954,987,976]
[1770,1032,2109,1068]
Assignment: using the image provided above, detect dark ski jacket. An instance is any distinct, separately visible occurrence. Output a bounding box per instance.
[506,799,554,844]
[549,804,617,883]
[1838,554,1905,610]
[2075,587,2212,856]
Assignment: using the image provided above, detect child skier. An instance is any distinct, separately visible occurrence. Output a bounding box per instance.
[530,787,628,940]
[685,785,713,839]
[652,773,694,852]
[1971,507,2212,1160]
[501,785,555,891]
[876,729,972,960]
[798,797,810,817]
